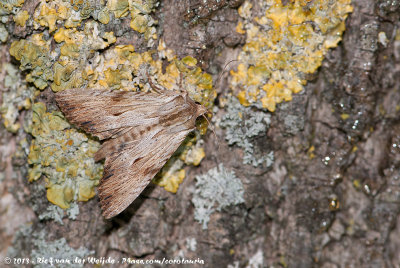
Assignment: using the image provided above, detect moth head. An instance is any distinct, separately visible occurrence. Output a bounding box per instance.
[195,103,208,118]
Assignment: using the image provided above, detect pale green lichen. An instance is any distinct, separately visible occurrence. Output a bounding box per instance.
[220,96,274,167]
[27,102,103,209]
[231,0,353,111]
[0,63,34,133]
[0,23,8,42]
[192,164,245,229]
[8,225,93,268]
[38,203,80,224]
[31,230,93,268]
[38,205,64,225]
[0,0,24,16]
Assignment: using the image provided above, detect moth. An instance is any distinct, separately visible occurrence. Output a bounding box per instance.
[55,87,208,219]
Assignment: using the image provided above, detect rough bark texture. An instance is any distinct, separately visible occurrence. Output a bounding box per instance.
[1,0,400,267]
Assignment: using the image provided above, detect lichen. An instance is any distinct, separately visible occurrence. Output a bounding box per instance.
[30,230,93,268]
[51,22,117,92]
[231,0,353,111]
[220,96,274,167]
[38,203,80,224]
[192,164,245,229]
[0,63,34,133]
[107,0,158,42]
[9,34,54,89]
[0,23,8,42]
[32,0,111,31]
[153,135,206,193]
[153,158,186,193]
[38,205,65,225]
[0,0,24,44]
[14,9,29,26]
[9,0,214,199]
[0,0,24,16]
[27,102,103,209]
[8,225,93,268]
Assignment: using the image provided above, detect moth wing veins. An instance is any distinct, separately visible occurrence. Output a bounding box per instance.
[55,88,207,219]
[98,128,191,219]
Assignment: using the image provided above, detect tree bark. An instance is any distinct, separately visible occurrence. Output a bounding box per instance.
[1,0,400,267]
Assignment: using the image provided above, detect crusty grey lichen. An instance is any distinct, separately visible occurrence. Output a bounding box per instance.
[0,23,8,42]
[220,97,274,167]
[37,203,79,224]
[8,225,93,268]
[38,205,65,225]
[31,230,93,268]
[192,164,245,229]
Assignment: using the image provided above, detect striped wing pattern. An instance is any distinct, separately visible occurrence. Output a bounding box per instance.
[56,88,204,218]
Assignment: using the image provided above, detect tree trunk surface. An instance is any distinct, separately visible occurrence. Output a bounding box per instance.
[1,0,400,267]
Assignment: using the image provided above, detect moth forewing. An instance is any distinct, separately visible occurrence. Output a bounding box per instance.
[55,88,208,219]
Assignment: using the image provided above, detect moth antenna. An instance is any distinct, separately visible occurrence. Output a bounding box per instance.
[214,59,239,88]
[201,113,220,149]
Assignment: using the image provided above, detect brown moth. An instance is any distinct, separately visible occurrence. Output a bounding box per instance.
[55,88,208,219]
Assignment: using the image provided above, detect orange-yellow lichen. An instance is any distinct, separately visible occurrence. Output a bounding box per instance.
[154,163,186,193]
[27,103,102,209]
[34,1,68,32]
[231,0,353,111]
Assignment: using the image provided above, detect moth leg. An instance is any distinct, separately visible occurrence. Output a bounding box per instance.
[178,72,190,95]
[146,72,164,94]
[179,72,184,92]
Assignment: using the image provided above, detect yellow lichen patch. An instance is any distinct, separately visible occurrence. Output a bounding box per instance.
[180,138,205,166]
[34,1,68,32]
[27,103,102,209]
[153,150,187,193]
[129,0,158,40]
[98,7,110,24]
[107,0,130,18]
[14,10,29,26]
[106,0,158,41]
[153,136,205,193]
[231,0,353,111]
[51,22,116,92]
[9,34,53,89]
[33,0,105,31]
